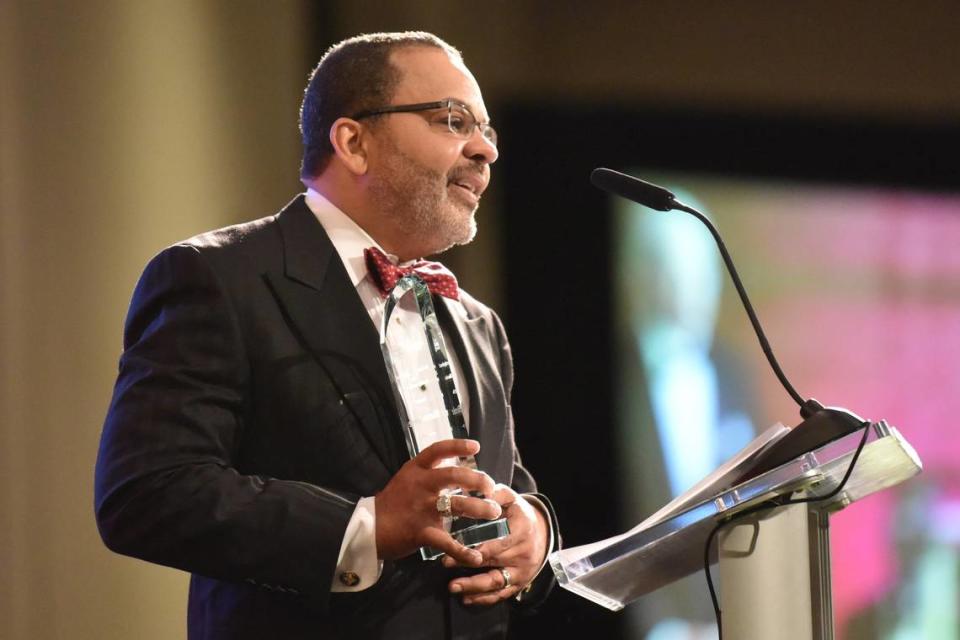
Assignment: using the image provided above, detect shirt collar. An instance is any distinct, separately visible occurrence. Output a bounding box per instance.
[303,188,400,290]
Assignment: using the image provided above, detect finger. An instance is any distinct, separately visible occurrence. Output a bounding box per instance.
[441,542,518,569]
[470,528,518,562]
[451,495,502,521]
[448,568,510,595]
[440,538,515,569]
[415,439,480,469]
[421,528,483,567]
[477,544,526,568]
[444,541,526,570]
[426,466,496,496]
[440,519,509,569]
[490,484,518,507]
[462,586,520,606]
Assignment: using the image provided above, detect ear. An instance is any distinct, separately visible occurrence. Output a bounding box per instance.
[328,117,370,175]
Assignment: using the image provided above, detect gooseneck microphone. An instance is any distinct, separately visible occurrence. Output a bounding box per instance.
[591,168,678,212]
[592,167,805,410]
[592,167,868,476]
[593,168,876,639]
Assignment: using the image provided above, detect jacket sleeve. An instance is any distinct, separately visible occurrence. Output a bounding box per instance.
[94,244,353,610]
[488,310,560,610]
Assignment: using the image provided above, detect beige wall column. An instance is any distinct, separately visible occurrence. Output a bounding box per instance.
[0,3,307,639]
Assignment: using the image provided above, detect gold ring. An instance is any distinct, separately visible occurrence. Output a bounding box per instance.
[436,493,453,518]
[498,567,511,588]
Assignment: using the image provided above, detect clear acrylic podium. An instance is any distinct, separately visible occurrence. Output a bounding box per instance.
[549,420,922,639]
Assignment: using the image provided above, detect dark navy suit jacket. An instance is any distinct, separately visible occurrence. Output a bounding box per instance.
[95,195,554,639]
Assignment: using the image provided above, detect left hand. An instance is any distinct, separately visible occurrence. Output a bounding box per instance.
[443,484,548,605]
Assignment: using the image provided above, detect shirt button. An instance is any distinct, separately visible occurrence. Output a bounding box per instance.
[339,571,360,587]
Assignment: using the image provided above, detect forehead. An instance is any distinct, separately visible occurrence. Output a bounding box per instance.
[388,47,488,120]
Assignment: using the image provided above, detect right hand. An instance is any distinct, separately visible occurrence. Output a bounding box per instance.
[375,439,501,565]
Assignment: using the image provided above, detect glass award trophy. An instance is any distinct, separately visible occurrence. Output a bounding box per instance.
[380,274,510,560]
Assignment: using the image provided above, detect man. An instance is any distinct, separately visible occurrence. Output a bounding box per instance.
[95,31,557,640]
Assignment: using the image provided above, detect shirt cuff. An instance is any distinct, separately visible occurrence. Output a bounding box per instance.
[331,496,383,592]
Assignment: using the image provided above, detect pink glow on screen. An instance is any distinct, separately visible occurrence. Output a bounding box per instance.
[619,174,960,638]
[733,186,960,637]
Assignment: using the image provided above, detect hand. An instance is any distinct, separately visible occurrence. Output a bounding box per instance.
[444,485,549,605]
[375,439,502,566]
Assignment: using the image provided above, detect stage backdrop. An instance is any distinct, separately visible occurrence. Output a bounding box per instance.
[614,173,960,639]
[499,102,960,640]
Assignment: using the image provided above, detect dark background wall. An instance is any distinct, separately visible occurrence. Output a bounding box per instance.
[2,2,958,638]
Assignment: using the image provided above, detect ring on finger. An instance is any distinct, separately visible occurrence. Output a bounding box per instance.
[498,567,511,588]
[436,493,454,518]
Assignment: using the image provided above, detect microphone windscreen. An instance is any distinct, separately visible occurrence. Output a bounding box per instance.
[590,168,676,211]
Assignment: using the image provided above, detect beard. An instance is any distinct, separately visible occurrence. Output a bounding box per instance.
[368,137,481,256]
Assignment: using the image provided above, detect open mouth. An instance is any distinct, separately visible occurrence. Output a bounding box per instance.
[450,180,480,202]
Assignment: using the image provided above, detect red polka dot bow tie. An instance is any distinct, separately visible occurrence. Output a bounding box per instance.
[364,246,460,301]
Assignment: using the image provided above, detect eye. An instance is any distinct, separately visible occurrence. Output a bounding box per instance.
[429,112,451,127]
[447,109,473,135]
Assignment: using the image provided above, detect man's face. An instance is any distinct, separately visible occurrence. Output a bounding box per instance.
[365,47,498,257]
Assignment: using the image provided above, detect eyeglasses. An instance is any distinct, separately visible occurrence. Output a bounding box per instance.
[351,98,498,147]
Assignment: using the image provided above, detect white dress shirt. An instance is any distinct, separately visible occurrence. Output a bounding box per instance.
[305,189,554,597]
[304,189,471,592]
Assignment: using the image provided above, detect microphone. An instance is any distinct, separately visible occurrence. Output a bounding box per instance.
[592,167,803,406]
[592,167,866,468]
[590,168,677,212]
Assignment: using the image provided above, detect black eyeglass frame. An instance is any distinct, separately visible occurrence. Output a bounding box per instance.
[350,98,497,147]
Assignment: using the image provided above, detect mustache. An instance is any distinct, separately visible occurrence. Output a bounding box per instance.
[447,163,486,182]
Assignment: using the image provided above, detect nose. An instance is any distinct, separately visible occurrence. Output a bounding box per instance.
[463,127,498,164]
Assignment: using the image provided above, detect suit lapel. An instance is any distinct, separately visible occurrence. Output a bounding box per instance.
[264,196,405,472]
[436,297,508,479]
